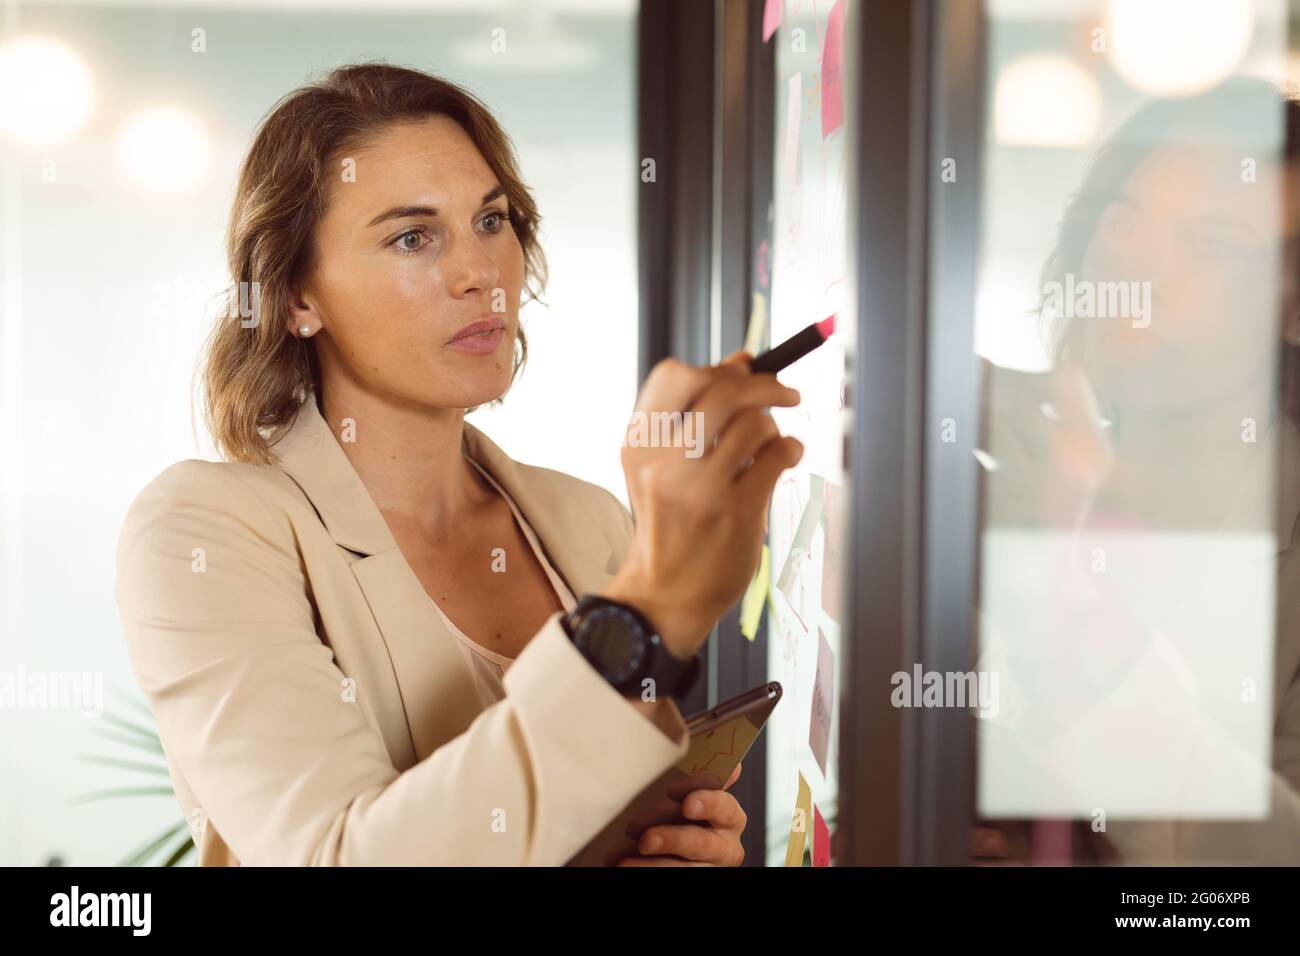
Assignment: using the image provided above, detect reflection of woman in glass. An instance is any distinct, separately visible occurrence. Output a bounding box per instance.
[979,77,1300,865]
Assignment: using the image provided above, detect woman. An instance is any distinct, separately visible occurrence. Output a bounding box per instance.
[975,76,1300,865]
[114,62,803,866]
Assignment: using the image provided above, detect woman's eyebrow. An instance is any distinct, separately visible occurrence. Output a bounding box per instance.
[1109,193,1258,234]
[1192,214,1261,239]
[366,185,506,229]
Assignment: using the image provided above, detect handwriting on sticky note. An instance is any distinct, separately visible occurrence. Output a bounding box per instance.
[776,473,824,597]
[809,625,835,777]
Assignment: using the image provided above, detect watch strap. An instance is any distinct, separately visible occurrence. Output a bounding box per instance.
[563,595,700,699]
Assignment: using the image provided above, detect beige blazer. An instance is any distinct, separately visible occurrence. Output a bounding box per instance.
[114,396,690,866]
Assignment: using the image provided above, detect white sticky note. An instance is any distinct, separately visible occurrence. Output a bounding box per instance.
[784,72,802,188]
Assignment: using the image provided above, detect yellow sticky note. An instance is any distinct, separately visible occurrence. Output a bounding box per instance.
[739,545,771,641]
[744,292,768,358]
[784,770,813,867]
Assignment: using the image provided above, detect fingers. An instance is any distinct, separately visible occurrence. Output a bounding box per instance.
[708,406,781,479]
[690,374,800,450]
[635,822,743,865]
[1050,360,1102,429]
[620,788,748,866]
[615,855,712,867]
[637,352,760,418]
[1050,361,1114,478]
[636,356,799,467]
[735,434,804,506]
[719,350,754,370]
[985,364,1054,462]
[723,762,742,790]
[970,826,1009,859]
[681,787,746,828]
[983,361,1113,497]
[637,357,714,414]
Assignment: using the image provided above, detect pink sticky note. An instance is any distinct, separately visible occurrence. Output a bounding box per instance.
[820,0,844,138]
[813,804,831,866]
[763,0,782,42]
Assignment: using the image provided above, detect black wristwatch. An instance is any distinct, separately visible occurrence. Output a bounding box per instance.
[561,594,701,700]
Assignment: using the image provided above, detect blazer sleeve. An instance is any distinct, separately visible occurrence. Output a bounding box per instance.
[115,459,691,866]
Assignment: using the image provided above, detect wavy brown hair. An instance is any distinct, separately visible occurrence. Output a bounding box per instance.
[201,62,547,464]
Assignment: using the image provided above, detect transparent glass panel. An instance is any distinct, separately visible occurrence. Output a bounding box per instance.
[973,0,1299,864]
[764,0,849,867]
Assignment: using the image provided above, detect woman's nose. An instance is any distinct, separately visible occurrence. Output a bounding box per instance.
[1116,226,1178,290]
[445,233,500,297]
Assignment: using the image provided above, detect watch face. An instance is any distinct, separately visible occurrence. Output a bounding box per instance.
[578,608,647,686]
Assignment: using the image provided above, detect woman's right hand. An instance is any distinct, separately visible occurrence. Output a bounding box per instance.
[602,351,804,659]
[981,357,1114,531]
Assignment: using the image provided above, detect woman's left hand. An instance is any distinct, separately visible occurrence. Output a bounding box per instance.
[616,764,746,867]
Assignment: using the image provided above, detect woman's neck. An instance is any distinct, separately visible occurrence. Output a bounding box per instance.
[315,384,489,539]
[1094,375,1285,530]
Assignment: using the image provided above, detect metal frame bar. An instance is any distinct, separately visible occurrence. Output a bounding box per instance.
[838,0,986,866]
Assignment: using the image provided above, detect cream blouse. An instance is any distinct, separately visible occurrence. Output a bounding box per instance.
[428,454,579,709]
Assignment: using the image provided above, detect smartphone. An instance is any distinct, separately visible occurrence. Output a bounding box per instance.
[565,681,783,867]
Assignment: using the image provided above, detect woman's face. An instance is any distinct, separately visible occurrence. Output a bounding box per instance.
[1076,144,1295,414]
[291,116,525,410]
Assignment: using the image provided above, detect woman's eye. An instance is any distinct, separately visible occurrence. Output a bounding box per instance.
[481,209,510,233]
[393,229,426,254]
[1103,215,1136,239]
[1195,234,1239,260]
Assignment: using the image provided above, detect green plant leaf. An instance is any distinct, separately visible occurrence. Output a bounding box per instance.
[77,700,193,867]
[96,711,160,744]
[65,786,176,807]
[120,820,190,868]
[160,831,197,867]
[78,754,171,776]
[121,693,156,721]
[90,725,166,755]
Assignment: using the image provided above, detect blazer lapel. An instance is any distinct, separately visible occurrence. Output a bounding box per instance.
[266,397,621,763]
[268,398,480,761]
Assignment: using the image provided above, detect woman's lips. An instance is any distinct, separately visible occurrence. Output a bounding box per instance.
[446,322,506,355]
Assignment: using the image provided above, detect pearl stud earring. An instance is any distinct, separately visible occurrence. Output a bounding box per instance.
[298,324,313,337]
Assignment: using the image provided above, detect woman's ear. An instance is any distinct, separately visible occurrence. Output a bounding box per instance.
[285,284,323,339]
